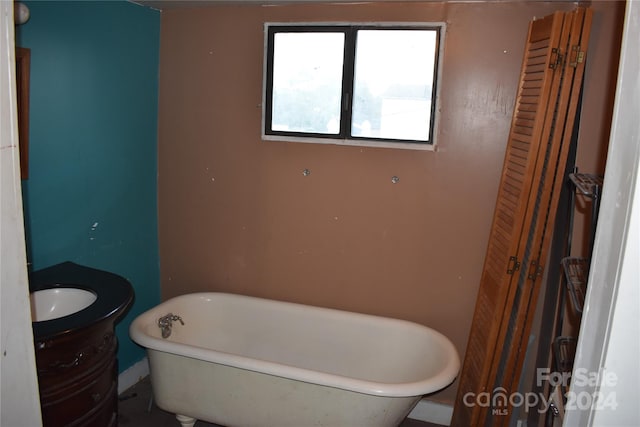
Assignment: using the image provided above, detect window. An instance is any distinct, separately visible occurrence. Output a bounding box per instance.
[263,23,444,149]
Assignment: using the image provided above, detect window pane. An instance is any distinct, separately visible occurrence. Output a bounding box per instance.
[271,32,345,135]
[352,30,437,142]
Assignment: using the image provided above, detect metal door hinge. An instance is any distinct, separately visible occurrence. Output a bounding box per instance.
[549,48,564,70]
[507,256,521,275]
[527,260,544,279]
[569,45,585,68]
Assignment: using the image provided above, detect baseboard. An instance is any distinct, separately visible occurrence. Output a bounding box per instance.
[118,357,149,395]
[407,398,453,426]
[117,356,452,426]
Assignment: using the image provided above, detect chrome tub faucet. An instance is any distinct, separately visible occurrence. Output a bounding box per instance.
[157,313,184,339]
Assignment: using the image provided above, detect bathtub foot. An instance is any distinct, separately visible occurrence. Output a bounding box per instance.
[176,414,197,427]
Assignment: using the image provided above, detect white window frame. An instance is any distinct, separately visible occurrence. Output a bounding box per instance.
[261,22,446,151]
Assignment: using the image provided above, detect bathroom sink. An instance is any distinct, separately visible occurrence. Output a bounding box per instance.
[30,288,97,322]
[29,262,134,427]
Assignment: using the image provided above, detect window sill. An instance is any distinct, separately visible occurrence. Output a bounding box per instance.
[261,134,436,151]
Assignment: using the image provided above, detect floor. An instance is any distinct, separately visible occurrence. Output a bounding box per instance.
[117,376,444,427]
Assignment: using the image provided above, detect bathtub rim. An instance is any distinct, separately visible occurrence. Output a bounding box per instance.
[129,292,460,398]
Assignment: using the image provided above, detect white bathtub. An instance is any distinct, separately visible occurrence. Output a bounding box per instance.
[129,292,459,427]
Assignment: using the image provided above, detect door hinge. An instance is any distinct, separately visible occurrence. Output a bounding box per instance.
[507,256,521,275]
[527,260,544,279]
[569,45,585,68]
[549,48,564,70]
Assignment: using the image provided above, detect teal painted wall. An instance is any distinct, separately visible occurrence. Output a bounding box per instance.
[17,1,161,373]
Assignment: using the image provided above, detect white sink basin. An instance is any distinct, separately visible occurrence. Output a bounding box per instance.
[30,288,97,322]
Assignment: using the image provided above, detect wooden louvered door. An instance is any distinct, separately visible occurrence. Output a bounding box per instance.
[451,14,567,426]
[489,10,593,427]
[452,8,592,426]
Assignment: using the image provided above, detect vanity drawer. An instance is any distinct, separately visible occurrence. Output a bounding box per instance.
[40,356,117,427]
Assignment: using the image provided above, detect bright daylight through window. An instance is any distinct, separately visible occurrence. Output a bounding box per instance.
[263,24,443,148]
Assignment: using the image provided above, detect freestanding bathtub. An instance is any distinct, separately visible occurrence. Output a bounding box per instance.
[129,292,459,427]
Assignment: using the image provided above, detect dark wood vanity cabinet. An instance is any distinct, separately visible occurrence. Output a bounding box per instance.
[35,320,119,427]
[30,262,133,427]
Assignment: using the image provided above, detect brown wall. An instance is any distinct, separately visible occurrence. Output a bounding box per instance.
[157,1,623,404]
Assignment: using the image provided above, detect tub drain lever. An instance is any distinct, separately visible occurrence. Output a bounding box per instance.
[157,313,184,339]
